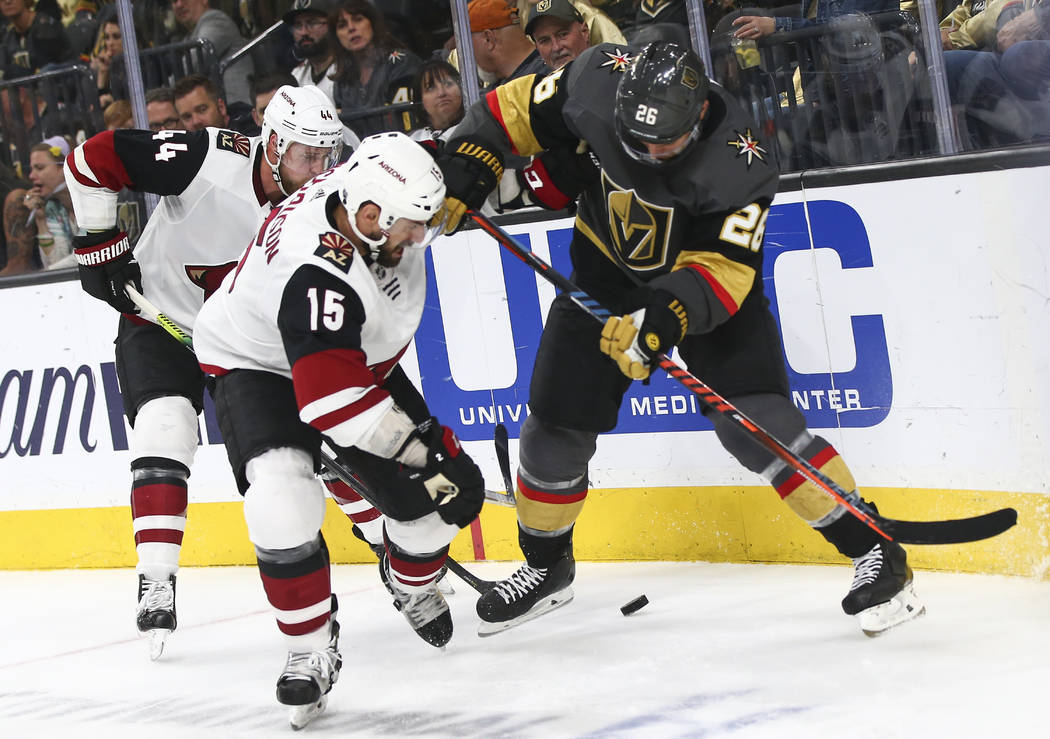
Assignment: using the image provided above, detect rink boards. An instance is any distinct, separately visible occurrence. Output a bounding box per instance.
[1,164,1048,576]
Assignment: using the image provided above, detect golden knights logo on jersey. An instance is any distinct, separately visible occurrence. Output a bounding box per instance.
[602,170,673,271]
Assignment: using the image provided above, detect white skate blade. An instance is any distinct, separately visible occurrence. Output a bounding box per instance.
[288,694,328,731]
[857,582,926,637]
[477,586,574,637]
[145,629,172,660]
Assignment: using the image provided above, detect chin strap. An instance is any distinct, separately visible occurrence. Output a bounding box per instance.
[264,148,291,197]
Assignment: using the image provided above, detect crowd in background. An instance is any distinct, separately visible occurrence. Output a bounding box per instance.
[0,0,1047,276]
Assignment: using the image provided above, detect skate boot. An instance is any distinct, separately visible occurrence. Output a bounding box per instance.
[842,540,925,636]
[136,574,176,660]
[476,554,575,637]
[277,599,342,730]
[380,552,453,648]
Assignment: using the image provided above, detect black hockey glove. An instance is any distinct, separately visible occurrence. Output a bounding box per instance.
[436,135,504,234]
[404,417,485,527]
[73,227,141,314]
[599,288,689,380]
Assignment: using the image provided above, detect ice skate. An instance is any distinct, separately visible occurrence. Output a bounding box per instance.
[380,553,453,648]
[476,554,575,637]
[842,541,926,636]
[277,616,342,730]
[136,574,176,660]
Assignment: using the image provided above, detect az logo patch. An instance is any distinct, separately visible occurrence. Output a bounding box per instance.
[216,130,252,157]
[314,231,354,273]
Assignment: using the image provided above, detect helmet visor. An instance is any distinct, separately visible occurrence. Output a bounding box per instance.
[389,216,443,251]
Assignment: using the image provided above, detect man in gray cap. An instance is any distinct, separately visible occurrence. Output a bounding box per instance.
[284,0,338,103]
[525,0,592,70]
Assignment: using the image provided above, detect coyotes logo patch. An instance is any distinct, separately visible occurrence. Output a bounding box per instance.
[216,130,252,158]
[314,231,354,273]
[185,261,239,300]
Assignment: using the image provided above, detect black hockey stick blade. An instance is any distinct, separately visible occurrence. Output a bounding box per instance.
[881,507,1017,545]
[493,423,516,503]
[445,558,499,594]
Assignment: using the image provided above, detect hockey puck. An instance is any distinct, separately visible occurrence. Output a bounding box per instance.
[620,595,649,616]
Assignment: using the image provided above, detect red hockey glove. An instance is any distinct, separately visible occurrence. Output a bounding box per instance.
[73,227,141,314]
[436,135,504,234]
[404,418,485,527]
[600,288,689,380]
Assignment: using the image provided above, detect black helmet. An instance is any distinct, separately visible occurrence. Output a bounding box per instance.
[615,42,710,165]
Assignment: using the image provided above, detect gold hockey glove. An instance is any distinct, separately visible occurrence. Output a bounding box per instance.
[600,288,689,380]
[436,136,504,234]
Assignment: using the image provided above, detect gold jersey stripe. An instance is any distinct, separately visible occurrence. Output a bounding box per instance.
[673,251,756,310]
[491,77,544,156]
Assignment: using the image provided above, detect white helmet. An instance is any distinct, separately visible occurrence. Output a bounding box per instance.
[338,131,446,253]
[262,85,343,195]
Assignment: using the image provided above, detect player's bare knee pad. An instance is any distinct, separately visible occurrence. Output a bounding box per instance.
[519,415,598,483]
[131,396,199,470]
[243,447,325,550]
[384,511,459,555]
[708,393,807,473]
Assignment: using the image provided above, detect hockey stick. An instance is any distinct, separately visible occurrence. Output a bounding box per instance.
[124,284,501,591]
[465,212,1018,546]
[493,424,516,504]
[318,446,498,594]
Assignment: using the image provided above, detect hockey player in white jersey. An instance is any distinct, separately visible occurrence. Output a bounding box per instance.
[64,85,344,659]
[194,131,485,728]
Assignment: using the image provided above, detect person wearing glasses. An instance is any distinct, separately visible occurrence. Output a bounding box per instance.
[284,0,339,103]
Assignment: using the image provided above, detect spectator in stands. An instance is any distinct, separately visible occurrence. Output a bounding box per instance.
[518,0,626,45]
[251,70,299,130]
[525,0,593,70]
[0,0,73,79]
[732,0,898,39]
[329,0,422,137]
[172,0,255,105]
[469,0,549,88]
[89,12,122,108]
[941,0,1035,51]
[412,58,464,139]
[945,2,1050,147]
[0,160,30,272]
[103,98,133,129]
[146,86,181,132]
[284,0,338,102]
[1,136,77,274]
[64,0,100,59]
[173,73,229,130]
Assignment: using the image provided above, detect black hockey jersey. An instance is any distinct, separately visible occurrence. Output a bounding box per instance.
[456,43,779,334]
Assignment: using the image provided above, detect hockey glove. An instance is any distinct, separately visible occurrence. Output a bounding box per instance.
[599,288,689,380]
[436,135,504,234]
[404,417,485,528]
[73,227,141,314]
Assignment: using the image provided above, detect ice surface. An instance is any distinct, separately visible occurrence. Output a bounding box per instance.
[0,561,1044,737]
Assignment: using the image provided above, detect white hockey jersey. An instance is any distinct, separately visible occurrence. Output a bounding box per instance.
[65,127,274,332]
[194,167,428,448]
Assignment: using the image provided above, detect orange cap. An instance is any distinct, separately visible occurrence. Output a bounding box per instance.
[468,0,519,32]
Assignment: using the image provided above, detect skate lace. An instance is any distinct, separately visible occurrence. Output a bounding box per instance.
[399,587,448,628]
[493,564,548,605]
[139,579,174,612]
[848,545,884,592]
[283,648,339,688]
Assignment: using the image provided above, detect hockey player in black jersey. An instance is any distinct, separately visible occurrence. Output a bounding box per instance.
[64,85,345,659]
[437,42,924,637]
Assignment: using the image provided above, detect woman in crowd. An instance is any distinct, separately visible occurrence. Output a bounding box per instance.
[329,0,422,138]
[90,13,123,108]
[1,138,78,275]
[412,58,465,141]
